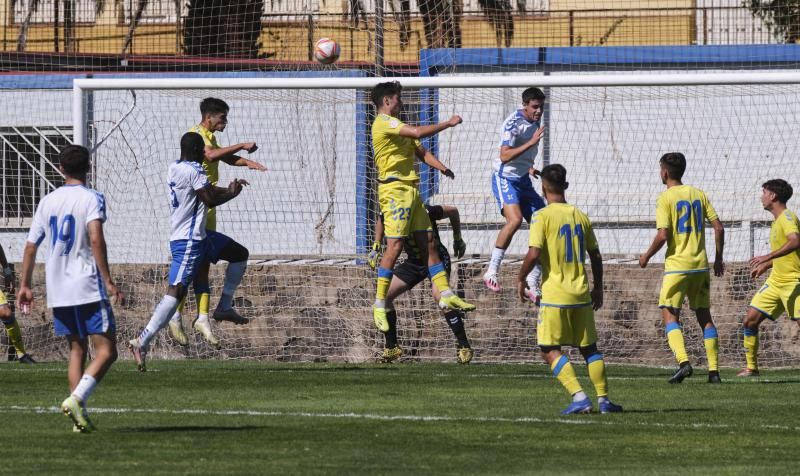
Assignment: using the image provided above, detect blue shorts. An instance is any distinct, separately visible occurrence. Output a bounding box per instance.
[491,173,545,222]
[169,230,233,286]
[53,300,116,338]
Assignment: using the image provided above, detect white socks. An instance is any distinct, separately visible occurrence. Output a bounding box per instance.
[139,295,180,350]
[219,261,247,310]
[573,391,588,402]
[72,374,97,403]
[487,247,506,275]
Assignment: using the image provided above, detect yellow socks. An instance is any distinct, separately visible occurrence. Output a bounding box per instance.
[197,292,210,316]
[703,327,719,372]
[666,322,689,365]
[2,316,26,358]
[428,263,451,294]
[551,355,583,396]
[743,327,759,371]
[376,267,393,303]
[585,352,608,398]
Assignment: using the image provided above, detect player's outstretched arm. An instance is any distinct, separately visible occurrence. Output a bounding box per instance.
[16,242,38,313]
[750,232,800,268]
[219,154,267,171]
[517,246,541,302]
[204,143,258,162]
[588,248,604,310]
[87,220,124,305]
[399,115,462,140]
[639,228,668,268]
[711,218,725,276]
[198,179,247,208]
[415,145,454,179]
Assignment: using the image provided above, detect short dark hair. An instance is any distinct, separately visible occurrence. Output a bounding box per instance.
[659,152,686,180]
[59,145,90,176]
[181,132,206,163]
[541,164,568,193]
[200,97,229,117]
[522,87,545,104]
[371,81,402,107]
[763,179,793,204]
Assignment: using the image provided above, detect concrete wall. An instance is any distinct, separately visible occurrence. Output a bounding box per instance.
[10,260,800,368]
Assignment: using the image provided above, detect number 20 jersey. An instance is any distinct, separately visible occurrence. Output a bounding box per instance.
[655,185,718,274]
[26,185,107,308]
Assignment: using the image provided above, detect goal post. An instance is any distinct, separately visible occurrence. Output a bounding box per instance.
[65,71,800,367]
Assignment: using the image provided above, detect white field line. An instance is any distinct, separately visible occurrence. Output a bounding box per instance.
[1,405,799,432]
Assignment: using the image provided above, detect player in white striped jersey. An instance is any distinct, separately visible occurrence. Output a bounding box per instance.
[484,87,547,304]
[127,132,250,371]
[18,145,124,433]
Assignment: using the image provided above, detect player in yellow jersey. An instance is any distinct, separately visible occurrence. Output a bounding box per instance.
[169,97,266,347]
[738,179,800,377]
[0,244,35,363]
[517,164,622,414]
[639,153,725,384]
[368,204,472,364]
[370,81,474,332]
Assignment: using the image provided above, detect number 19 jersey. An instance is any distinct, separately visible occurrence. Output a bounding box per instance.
[655,185,718,274]
[529,202,599,307]
[26,185,107,308]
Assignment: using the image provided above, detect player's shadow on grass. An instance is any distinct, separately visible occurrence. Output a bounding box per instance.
[621,408,710,414]
[116,425,264,433]
[263,366,401,372]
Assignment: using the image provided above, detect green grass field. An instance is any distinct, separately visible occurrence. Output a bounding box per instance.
[1,360,798,475]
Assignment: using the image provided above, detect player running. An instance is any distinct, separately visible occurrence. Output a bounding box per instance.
[17,145,124,432]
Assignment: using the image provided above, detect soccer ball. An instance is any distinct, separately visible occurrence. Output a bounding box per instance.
[314,38,341,64]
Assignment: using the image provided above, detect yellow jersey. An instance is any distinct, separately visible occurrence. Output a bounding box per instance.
[529,202,598,307]
[371,114,421,182]
[767,209,800,286]
[655,185,718,273]
[189,124,220,186]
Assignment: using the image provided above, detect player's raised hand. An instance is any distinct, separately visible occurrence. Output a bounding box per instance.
[242,142,258,153]
[441,168,455,179]
[529,167,541,179]
[453,237,466,259]
[638,255,649,268]
[16,286,32,315]
[447,115,462,127]
[229,179,247,195]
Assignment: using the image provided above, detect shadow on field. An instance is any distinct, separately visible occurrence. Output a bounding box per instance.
[115,425,264,433]
[262,366,401,373]
[620,408,710,414]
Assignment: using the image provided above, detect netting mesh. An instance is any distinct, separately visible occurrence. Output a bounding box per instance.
[3,1,800,367]
[8,77,792,366]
